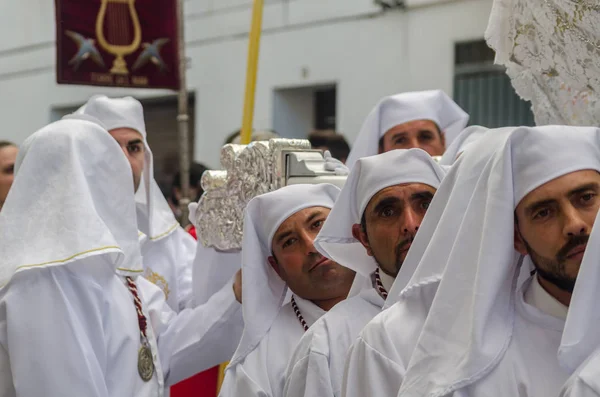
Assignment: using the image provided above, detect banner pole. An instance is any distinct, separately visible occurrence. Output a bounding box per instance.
[239,0,265,145]
[177,0,191,227]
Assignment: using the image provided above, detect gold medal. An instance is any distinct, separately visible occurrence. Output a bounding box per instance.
[138,345,155,382]
[126,277,155,383]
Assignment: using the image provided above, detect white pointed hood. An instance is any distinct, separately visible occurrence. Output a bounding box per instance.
[560,199,600,372]
[65,95,178,241]
[439,125,489,165]
[346,90,469,168]
[384,127,516,309]
[0,119,143,287]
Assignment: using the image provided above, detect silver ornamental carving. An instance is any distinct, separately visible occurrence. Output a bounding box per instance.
[196,138,340,251]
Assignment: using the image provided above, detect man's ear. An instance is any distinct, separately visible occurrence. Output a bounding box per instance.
[514,222,528,255]
[352,224,374,257]
[268,256,283,278]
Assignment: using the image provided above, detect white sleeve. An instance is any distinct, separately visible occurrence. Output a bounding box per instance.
[2,267,109,397]
[173,227,197,311]
[284,351,334,397]
[561,379,600,397]
[562,345,600,397]
[192,244,241,306]
[140,275,243,386]
[342,336,404,397]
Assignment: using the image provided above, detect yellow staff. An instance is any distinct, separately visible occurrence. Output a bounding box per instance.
[239,0,265,145]
[217,0,265,393]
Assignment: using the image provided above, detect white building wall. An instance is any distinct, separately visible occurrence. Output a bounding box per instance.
[0,0,493,168]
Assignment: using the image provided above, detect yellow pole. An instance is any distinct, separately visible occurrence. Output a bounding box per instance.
[217,5,265,394]
[216,363,227,395]
[239,0,265,145]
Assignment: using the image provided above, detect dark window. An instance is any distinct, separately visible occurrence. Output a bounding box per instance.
[454,40,535,128]
[314,87,336,130]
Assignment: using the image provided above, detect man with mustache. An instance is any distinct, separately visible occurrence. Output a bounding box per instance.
[282,149,446,397]
[385,126,600,397]
[218,184,356,397]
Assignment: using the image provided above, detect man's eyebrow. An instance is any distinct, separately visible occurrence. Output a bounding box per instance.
[525,183,600,216]
[410,191,434,201]
[525,199,556,216]
[305,210,324,226]
[275,230,293,245]
[568,183,599,197]
[372,196,402,214]
[127,139,144,146]
[391,132,407,140]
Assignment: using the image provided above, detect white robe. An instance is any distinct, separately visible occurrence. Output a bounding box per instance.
[452,275,568,397]
[192,243,241,307]
[189,243,243,364]
[343,275,569,397]
[342,281,439,397]
[142,227,244,367]
[560,350,600,397]
[220,296,326,397]
[140,227,196,312]
[0,258,243,397]
[283,287,384,397]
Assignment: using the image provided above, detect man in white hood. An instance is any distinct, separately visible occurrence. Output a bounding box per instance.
[69,96,244,387]
[339,126,518,397]
[0,119,247,396]
[283,149,446,397]
[345,90,469,168]
[66,95,200,312]
[219,184,356,397]
[391,125,600,397]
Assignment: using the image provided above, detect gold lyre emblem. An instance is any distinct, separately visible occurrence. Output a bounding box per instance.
[95,0,142,75]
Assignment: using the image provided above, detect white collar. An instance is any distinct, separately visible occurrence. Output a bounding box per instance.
[524,274,568,321]
[292,295,327,328]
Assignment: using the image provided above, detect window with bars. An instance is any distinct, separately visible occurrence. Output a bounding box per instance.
[453,40,535,128]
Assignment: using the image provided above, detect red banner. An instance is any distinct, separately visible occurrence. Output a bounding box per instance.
[55,0,180,90]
